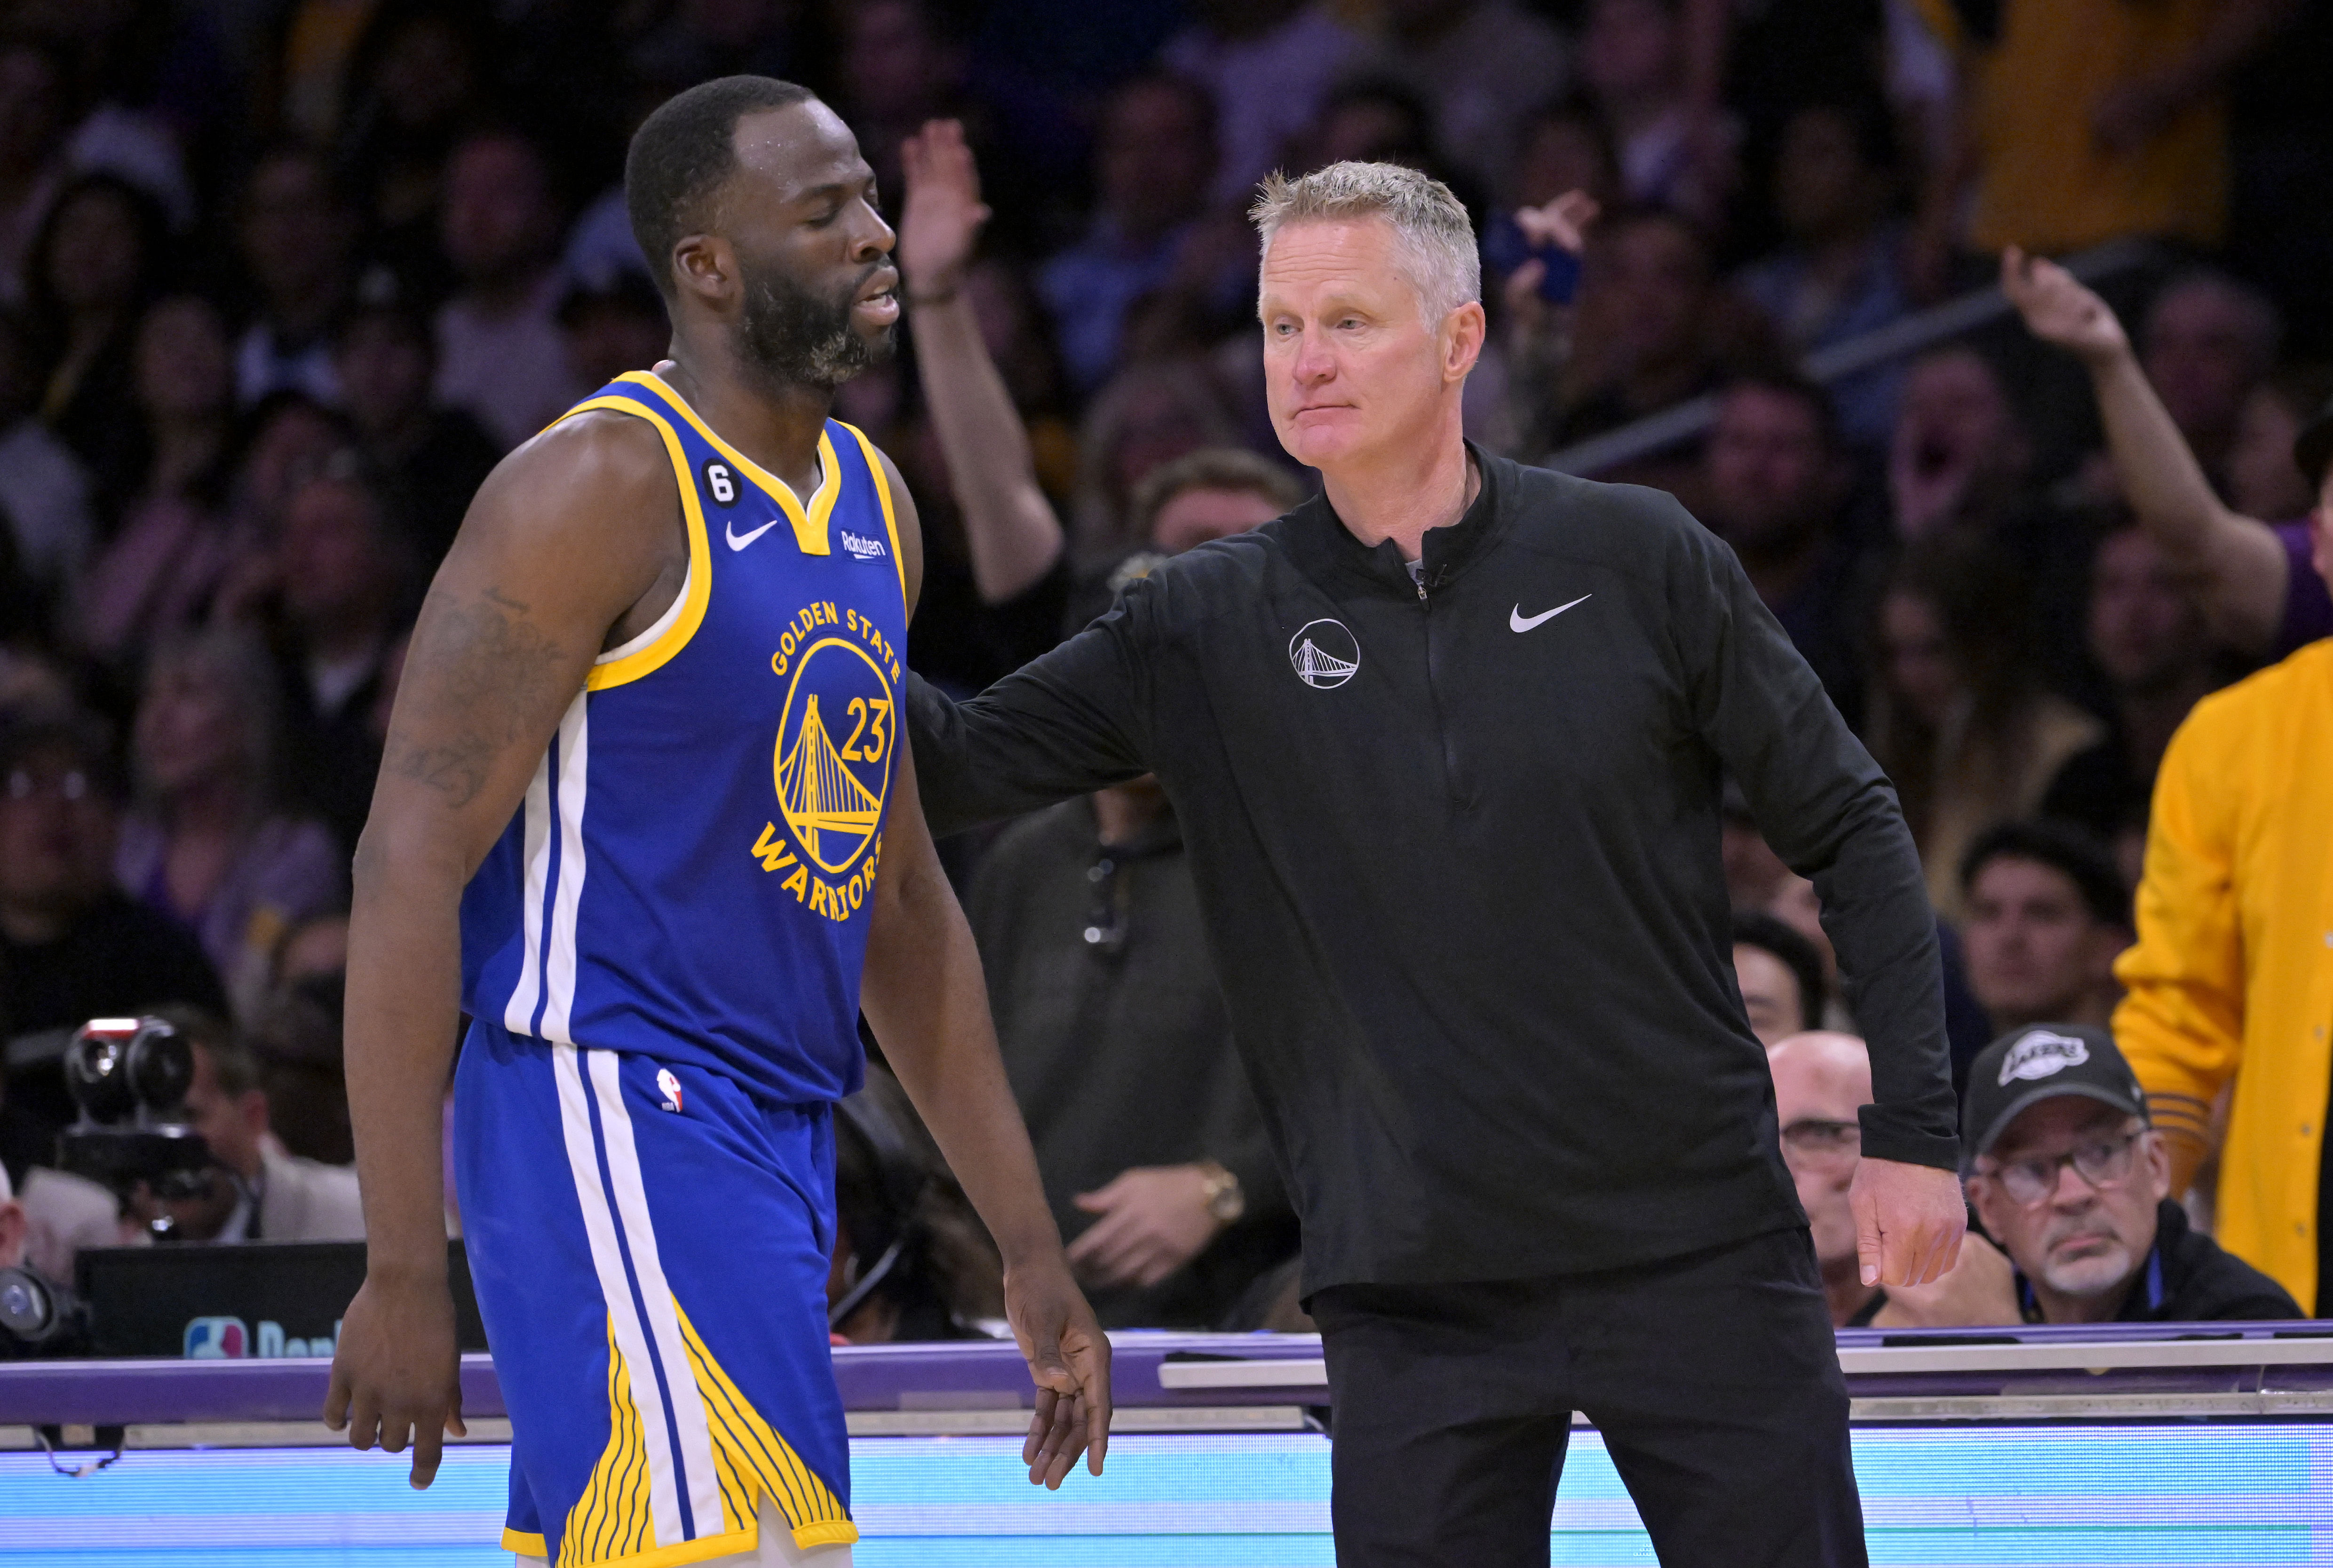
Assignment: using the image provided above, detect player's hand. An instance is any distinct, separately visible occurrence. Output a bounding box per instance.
[1869,1231,2016,1329]
[2001,246,2130,367]
[1067,1164,1225,1290]
[898,119,988,302]
[1005,1255,1111,1489]
[1850,1156,1967,1289]
[324,1268,468,1489]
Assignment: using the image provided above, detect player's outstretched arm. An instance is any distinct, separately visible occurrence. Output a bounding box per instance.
[859,450,1111,1489]
[326,412,682,1488]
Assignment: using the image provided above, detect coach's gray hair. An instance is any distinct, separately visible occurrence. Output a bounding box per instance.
[1250,161,1481,327]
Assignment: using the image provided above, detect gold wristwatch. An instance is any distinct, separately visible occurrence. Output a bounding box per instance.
[1196,1161,1245,1226]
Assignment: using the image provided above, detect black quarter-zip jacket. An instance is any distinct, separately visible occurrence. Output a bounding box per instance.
[907,446,1959,1294]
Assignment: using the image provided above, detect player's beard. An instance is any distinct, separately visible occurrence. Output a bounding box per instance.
[736,257,895,391]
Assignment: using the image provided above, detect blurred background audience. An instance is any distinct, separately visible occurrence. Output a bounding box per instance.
[1766,1030,1885,1327]
[1731,909,1825,1049]
[1957,823,2132,1040]
[0,0,2328,1336]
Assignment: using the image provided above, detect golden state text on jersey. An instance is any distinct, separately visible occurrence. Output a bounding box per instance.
[459,372,909,1106]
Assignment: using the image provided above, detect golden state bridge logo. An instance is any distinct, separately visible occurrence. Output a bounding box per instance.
[1288,618,1360,689]
[751,599,903,921]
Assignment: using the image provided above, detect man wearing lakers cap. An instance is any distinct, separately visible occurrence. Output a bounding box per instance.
[1959,1025,2297,1325]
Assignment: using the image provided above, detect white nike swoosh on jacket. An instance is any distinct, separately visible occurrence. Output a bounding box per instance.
[1510,594,1592,632]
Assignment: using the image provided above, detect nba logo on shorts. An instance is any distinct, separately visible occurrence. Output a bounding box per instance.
[657,1068,683,1113]
[184,1317,248,1358]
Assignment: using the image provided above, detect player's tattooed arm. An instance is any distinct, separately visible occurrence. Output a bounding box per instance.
[330,412,682,1488]
[383,586,570,807]
[368,413,680,847]
[382,583,583,808]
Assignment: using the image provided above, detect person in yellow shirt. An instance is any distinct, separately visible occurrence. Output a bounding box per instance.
[2114,393,2333,1311]
[1907,0,2296,282]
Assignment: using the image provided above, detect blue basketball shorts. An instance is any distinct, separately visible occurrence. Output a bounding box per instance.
[453,1020,857,1567]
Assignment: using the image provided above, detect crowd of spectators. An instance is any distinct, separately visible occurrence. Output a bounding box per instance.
[2,0,2332,1346]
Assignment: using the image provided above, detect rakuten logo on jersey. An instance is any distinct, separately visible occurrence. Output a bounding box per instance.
[841,531,887,561]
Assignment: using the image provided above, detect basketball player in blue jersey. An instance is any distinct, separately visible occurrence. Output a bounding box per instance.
[324,78,1110,1567]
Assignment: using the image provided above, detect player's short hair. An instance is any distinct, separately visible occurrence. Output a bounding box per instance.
[1129,447,1308,544]
[1960,820,2130,930]
[1250,160,1480,327]
[626,75,817,299]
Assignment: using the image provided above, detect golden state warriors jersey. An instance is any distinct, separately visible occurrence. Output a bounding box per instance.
[459,372,908,1106]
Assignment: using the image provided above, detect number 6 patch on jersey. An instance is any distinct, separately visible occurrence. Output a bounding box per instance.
[701,459,738,506]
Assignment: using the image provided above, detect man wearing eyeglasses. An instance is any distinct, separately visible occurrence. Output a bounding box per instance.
[2,711,230,1177]
[1770,1030,2015,1330]
[1770,1032,1890,1327]
[1957,1025,2298,1325]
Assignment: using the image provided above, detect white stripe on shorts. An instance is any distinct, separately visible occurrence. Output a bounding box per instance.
[585,1047,726,1537]
[554,1042,686,1547]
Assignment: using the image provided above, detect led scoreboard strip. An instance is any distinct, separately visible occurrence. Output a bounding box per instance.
[8,1326,2333,1566]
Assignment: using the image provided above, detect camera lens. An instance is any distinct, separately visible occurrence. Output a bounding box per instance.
[0,1267,55,1339]
[63,1023,140,1125]
[127,1020,195,1113]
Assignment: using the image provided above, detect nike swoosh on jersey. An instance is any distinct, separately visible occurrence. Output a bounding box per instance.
[1510,594,1592,632]
[725,517,781,552]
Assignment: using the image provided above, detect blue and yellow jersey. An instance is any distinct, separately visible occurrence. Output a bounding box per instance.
[459,371,908,1108]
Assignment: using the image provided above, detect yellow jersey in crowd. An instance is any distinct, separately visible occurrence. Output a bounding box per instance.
[2116,639,2333,1312]
[1914,0,2230,255]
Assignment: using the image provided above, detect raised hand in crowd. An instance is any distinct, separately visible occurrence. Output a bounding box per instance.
[1500,190,1599,349]
[898,117,991,303]
[899,119,1066,605]
[2000,246,2130,368]
[2002,245,2296,655]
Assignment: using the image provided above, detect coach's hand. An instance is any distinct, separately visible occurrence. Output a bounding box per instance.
[325,1269,467,1489]
[1849,1156,1966,1289]
[1869,1232,2015,1328]
[1007,1257,1111,1489]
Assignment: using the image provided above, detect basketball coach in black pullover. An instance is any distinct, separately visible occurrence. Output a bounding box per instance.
[906,163,1963,1566]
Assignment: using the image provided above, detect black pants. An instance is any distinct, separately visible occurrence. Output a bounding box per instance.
[1309,1227,1865,1568]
